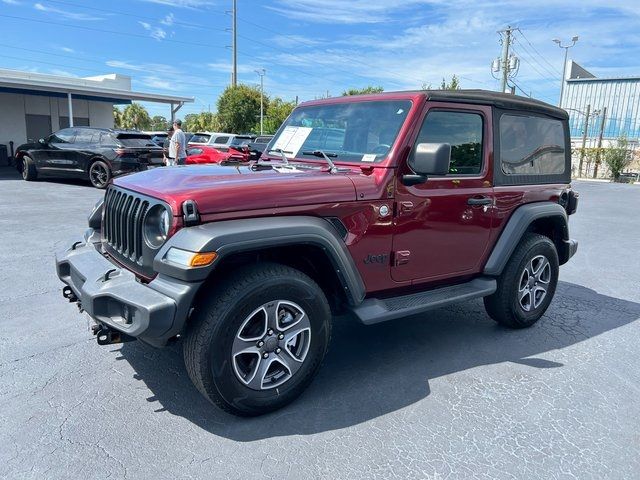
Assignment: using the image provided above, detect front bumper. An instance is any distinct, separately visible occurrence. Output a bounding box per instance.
[55,230,201,346]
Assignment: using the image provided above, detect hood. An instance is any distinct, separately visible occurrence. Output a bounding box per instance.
[113,163,359,215]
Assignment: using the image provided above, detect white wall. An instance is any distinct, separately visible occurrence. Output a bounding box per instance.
[0,92,26,158]
[0,92,116,150]
[89,102,114,129]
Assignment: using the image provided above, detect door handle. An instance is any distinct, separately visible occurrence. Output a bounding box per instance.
[467,196,493,206]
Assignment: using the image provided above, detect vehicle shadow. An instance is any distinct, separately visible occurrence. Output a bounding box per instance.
[0,166,92,187]
[117,281,640,441]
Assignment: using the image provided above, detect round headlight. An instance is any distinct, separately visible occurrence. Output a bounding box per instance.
[144,205,171,249]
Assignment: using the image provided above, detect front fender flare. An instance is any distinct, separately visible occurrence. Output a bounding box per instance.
[154,216,366,306]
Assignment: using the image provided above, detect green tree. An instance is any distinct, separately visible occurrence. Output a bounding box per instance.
[342,86,384,96]
[439,75,460,90]
[263,97,296,134]
[150,115,168,131]
[113,106,123,128]
[119,103,152,130]
[421,75,460,90]
[604,136,633,181]
[184,112,221,132]
[217,84,264,133]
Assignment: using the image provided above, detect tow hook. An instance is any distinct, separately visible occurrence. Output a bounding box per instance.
[92,324,134,345]
[62,286,78,302]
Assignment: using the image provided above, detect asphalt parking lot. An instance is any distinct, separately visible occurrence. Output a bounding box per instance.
[1,168,639,479]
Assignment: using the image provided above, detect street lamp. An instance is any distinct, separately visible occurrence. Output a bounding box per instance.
[255,68,266,135]
[553,35,579,107]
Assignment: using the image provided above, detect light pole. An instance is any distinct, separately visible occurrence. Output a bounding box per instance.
[255,68,266,135]
[565,106,601,176]
[553,35,578,107]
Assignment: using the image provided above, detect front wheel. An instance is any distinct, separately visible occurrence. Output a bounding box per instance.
[183,263,332,416]
[88,160,111,189]
[484,233,559,328]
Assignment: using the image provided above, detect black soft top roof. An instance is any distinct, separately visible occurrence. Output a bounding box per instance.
[422,89,568,120]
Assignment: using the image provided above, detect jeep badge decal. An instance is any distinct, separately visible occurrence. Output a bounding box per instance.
[364,254,388,265]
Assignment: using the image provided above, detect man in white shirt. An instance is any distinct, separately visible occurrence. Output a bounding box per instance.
[169,119,187,165]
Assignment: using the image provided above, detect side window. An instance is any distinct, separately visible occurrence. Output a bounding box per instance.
[187,148,202,155]
[99,132,117,145]
[50,128,75,144]
[414,111,483,175]
[214,136,230,144]
[74,129,95,143]
[500,115,565,175]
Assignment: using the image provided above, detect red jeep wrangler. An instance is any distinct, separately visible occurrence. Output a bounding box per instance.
[56,90,578,416]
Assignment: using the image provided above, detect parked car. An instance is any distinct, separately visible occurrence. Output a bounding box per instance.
[56,90,579,416]
[144,131,168,147]
[16,128,164,188]
[188,132,255,150]
[246,135,273,160]
[185,145,248,165]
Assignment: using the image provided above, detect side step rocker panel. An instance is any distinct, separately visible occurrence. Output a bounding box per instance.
[350,277,497,325]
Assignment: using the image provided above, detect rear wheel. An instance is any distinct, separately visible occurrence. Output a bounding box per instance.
[183,263,332,416]
[88,160,111,189]
[484,233,559,328]
[21,155,37,181]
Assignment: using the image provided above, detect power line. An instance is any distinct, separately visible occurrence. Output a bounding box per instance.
[38,0,224,31]
[0,13,227,49]
[512,38,559,80]
[517,29,562,76]
[510,47,559,86]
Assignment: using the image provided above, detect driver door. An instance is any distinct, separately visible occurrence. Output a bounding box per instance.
[38,128,76,172]
[391,103,494,284]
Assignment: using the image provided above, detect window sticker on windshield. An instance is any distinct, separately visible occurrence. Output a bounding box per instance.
[362,154,377,162]
[272,126,313,158]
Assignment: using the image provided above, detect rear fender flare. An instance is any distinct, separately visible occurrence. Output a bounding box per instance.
[484,202,570,275]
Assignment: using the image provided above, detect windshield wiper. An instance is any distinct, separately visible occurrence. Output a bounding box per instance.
[266,148,291,165]
[302,150,338,174]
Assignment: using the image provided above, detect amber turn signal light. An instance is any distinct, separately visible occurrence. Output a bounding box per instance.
[190,252,218,267]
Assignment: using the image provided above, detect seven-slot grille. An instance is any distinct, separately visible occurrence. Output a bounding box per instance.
[103,187,150,264]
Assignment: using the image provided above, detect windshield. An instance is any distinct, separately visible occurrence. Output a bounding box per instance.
[268,100,412,162]
[190,134,211,144]
[230,136,253,147]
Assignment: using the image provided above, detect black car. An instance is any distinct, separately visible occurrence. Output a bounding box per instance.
[246,135,273,161]
[16,128,164,188]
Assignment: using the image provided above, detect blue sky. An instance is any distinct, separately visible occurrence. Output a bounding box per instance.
[1,0,638,118]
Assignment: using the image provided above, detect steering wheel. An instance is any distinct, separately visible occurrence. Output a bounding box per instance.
[371,144,391,154]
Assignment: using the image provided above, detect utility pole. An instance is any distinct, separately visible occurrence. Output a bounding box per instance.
[231,0,237,87]
[593,106,607,178]
[255,68,265,135]
[578,103,590,177]
[498,26,514,93]
[493,26,519,93]
[553,36,578,107]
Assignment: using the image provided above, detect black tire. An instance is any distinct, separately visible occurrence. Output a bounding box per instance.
[484,233,559,329]
[21,155,37,181]
[183,263,332,416]
[88,160,111,189]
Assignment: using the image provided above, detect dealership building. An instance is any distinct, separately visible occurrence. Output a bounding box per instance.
[0,68,192,164]
[560,61,640,146]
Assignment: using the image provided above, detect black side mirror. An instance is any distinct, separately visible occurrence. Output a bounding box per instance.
[38,138,46,145]
[402,142,451,186]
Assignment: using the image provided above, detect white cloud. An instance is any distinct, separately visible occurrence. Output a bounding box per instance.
[2,0,21,5]
[140,0,215,8]
[271,34,322,49]
[138,20,167,41]
[34,2,104,21]
[60,47,75,53]
[160,13,175,26]
[140,76,173,89]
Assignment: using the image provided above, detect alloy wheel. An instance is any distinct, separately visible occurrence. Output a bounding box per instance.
[90,163,108,187]
[518,254,551,312]
[231,300,311,390]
